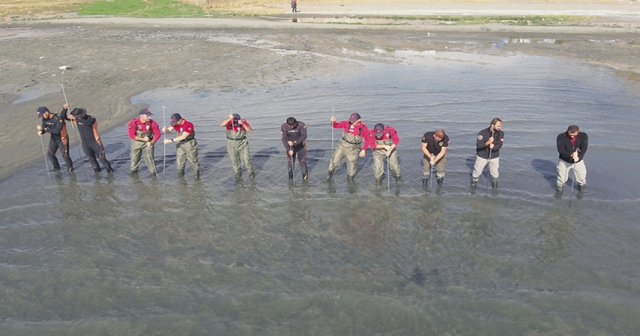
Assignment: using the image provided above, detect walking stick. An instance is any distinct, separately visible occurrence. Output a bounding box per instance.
[61,83,87,179]
[291,150,296,187]
[39,135,51,180]
[486,146,493,197]
[162,106,166,186]
[230,107,239,177]
[430,161,434,190]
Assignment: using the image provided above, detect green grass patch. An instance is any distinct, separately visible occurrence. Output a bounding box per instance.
[77,0,206,17]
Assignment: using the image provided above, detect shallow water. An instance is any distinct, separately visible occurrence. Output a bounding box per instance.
[2,55,640,334]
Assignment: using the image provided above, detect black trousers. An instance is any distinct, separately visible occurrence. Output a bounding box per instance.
[83,141,113,172]
[48,136,73,170]
[287,144,308,178]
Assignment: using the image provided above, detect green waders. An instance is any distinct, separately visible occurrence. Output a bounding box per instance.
[130,130,156,174]
[176,130,200,177]
[226,129,254,176]
[328,132,363,179]
[373,138,400,181]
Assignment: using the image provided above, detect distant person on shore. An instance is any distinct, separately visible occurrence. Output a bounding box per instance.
[421,129,449,187]
[222,113,254,178]
[367,123,401,186]
[291,0,297,13]
[471,118,504,189]
[36,104,74,172]
[163,113,200,178]
[128,109,161,175]
[326,113,369,182]
[556,125,588,197]
[281,117,308,181]
[67,107,114,174]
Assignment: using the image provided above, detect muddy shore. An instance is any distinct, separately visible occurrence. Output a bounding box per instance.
[1,3,639,182]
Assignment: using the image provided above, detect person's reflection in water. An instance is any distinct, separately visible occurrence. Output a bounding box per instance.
[56,172,84,221]
[178,178,208,212]
[90,174,122,219]
[534,200,578,263]
[460,198,498,244]
[131,173,163,213]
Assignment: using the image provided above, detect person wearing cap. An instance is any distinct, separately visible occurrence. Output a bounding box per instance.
[421,129,449,187]
[471,118,504,189]
[128,109,161,175]
[280,117,308,181]
[221,113,254,178]
[326,113,369,182]
[36,104,74,172]
[556,125,588,197]
[162,113,200,178]
[67,107,114,174]
[367,123,401,186]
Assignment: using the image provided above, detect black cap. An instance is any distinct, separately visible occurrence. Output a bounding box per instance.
[37,106,49,118]
[139,109,153,116]
[170,113,182,126]
[348,113,361,123]
[374,123,385,137]
[70,108,87,119]
[232,113,241,120]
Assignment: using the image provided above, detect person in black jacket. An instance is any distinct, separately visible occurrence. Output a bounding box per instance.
[36,105,73,172]
[281,117,308,181]
[556,125,588,195]
[471,118,504,189]
[67,108,114,174]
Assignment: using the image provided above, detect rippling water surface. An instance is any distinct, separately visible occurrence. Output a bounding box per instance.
[2,55,640,334]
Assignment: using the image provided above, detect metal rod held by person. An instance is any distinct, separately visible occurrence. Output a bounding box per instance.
[387,156,390,193]
[61,83,88,179]
[40,135,51,180]
[569,162,576,207]
[162,105,166,186]
[331,106,335,152]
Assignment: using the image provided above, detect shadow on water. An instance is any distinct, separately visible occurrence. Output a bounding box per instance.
[305,148,326,176]
[532,159,558,189]
[251,146,280,174]
[200,145,227,175]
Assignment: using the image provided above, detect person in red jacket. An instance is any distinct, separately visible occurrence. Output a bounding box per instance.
[326,113,369,182]
[128,109,161,175]
[367,123,401,185]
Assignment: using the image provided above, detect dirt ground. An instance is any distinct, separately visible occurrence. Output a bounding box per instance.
[1,2,640,182]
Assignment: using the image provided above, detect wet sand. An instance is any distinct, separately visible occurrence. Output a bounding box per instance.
[1,2,640,182]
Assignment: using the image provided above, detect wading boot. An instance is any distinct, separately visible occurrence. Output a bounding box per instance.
[347,175,355,183]
[422,175,429,186]
[577,184,585,199]
[437,177,444,187]
[396,175,402,184]
[375,178,382,187]
[555,185,563,198]
[471,178,478,187]
[324,170,333,182]
[178,169,185,178]
[492,178,498,189]
[195,169,200,179]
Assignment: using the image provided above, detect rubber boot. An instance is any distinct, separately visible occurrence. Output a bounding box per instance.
[396,175,402,184]
[375,178,382,187]
[422,175,429,186]
[555,185,563,198]
[578,184,585,193]
[471,178,478,187]
[288,163,294,180]
[324,170,333,182]
[347,175,355,183]
[437,177,444,187]
[195,169,200,179]
[178,169,185,178]
[492,178,498,189]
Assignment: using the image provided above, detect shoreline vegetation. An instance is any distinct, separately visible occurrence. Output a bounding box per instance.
[0,0,629,26]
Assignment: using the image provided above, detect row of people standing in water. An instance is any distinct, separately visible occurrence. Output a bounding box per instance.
[36,106,589,196]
